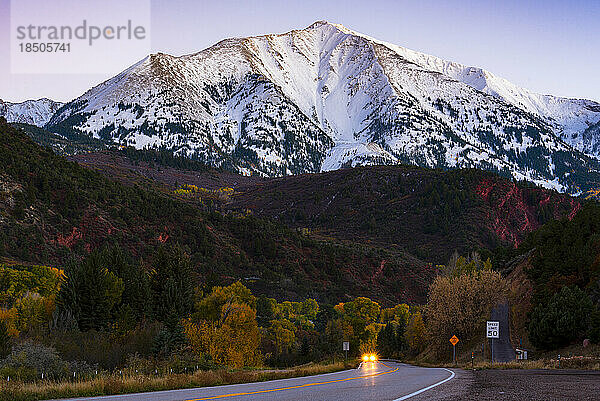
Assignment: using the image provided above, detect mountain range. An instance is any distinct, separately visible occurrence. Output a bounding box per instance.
[0,98,63,126]
[6,21,600,193]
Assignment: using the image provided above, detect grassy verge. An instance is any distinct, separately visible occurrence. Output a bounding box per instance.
[0,361,355,401]
[410,357,600,371]
[467,357,600,370]
[410,343,600,371]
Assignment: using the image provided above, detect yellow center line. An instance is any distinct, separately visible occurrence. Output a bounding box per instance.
[186,362,399,400]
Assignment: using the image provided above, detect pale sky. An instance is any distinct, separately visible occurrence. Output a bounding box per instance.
[1,0,598,103]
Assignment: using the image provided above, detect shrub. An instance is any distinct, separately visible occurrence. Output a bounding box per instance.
[0,342,68,381]
[48,324,160,370]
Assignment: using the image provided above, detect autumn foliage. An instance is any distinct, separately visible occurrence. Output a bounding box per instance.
[185,282,260,368]
[185,303,261,368]
[425,267,508,356]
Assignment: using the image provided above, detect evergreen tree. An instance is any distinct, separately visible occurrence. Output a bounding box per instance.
[256,295,276,327]
[56,252,124,331]
[589,309,600,344]
[101,245,151,320]
[299,333,312,360]
[314,304,335,333]
[0,321,11,359]
[529,286,594,350]
[150,244,195,322]
[377,322,397,357]
[152,312,188,357]
[377,320,408,358]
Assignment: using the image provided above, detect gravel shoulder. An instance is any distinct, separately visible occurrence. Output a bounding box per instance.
[411,369,600,401]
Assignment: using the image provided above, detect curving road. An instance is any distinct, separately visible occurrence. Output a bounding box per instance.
[56,362,455,401]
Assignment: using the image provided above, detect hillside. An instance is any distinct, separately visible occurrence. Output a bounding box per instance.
[64,144,581,266]
[12,123,106,155]
[0,117,432,305]
[227,166,581,264]
[71,149,263,191]
[0,113,588,303]
[500,202,600,351]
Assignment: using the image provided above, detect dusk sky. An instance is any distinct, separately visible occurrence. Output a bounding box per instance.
[1,0,598,103]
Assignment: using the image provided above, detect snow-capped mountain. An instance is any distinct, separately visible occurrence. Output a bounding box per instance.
[1,98,64,127]
[372,33,600,156]
[46,21,600,192]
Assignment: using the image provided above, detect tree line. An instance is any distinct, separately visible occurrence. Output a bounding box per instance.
[0,243,428,381]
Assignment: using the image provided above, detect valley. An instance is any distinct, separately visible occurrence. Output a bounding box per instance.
[1,16,600,401]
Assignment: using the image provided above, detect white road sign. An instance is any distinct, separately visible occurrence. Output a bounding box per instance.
[486,321,499,338]
[343,341,349,351]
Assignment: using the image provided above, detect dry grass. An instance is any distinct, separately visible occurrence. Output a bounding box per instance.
[440,357,600,371]
[407,348,600,370]
[0,361,353,401]
[412,343,600,372]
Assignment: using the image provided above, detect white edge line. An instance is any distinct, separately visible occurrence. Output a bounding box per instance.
[392,368,456,401]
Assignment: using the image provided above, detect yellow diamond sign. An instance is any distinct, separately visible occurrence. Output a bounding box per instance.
[449,335,459,346]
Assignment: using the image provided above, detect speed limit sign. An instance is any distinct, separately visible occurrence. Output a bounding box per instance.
[487,321,499,338]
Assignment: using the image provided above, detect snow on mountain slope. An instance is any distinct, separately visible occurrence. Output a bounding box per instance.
[46,21,600,192]
[0,98,64,126]
[333,23,600,152]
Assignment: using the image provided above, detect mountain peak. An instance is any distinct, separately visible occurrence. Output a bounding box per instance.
[306,20,331,28]
[304,20,352,33]
[306,20,337,29]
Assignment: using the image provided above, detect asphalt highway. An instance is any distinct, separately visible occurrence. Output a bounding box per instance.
[53,361,455,401]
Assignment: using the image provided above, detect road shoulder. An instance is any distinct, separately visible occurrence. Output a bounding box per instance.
[408,368,472,400]
[410,369,600,401]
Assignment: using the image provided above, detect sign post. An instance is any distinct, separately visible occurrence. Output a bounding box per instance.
[486,321,499,363]
[343,341,349,362]
[449,335,459,364]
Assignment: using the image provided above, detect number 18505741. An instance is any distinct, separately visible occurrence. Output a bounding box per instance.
[19,42,71,52]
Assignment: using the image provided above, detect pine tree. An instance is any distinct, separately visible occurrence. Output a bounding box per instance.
[529,286,594,349]
[101,245,150,320]
[150,244,195,322]
[152,312,188,356]
[0,321,11,359]
[256,295,276,327]
[57,252,124,331]
[377,322,397,357]
[299,334,311,360]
